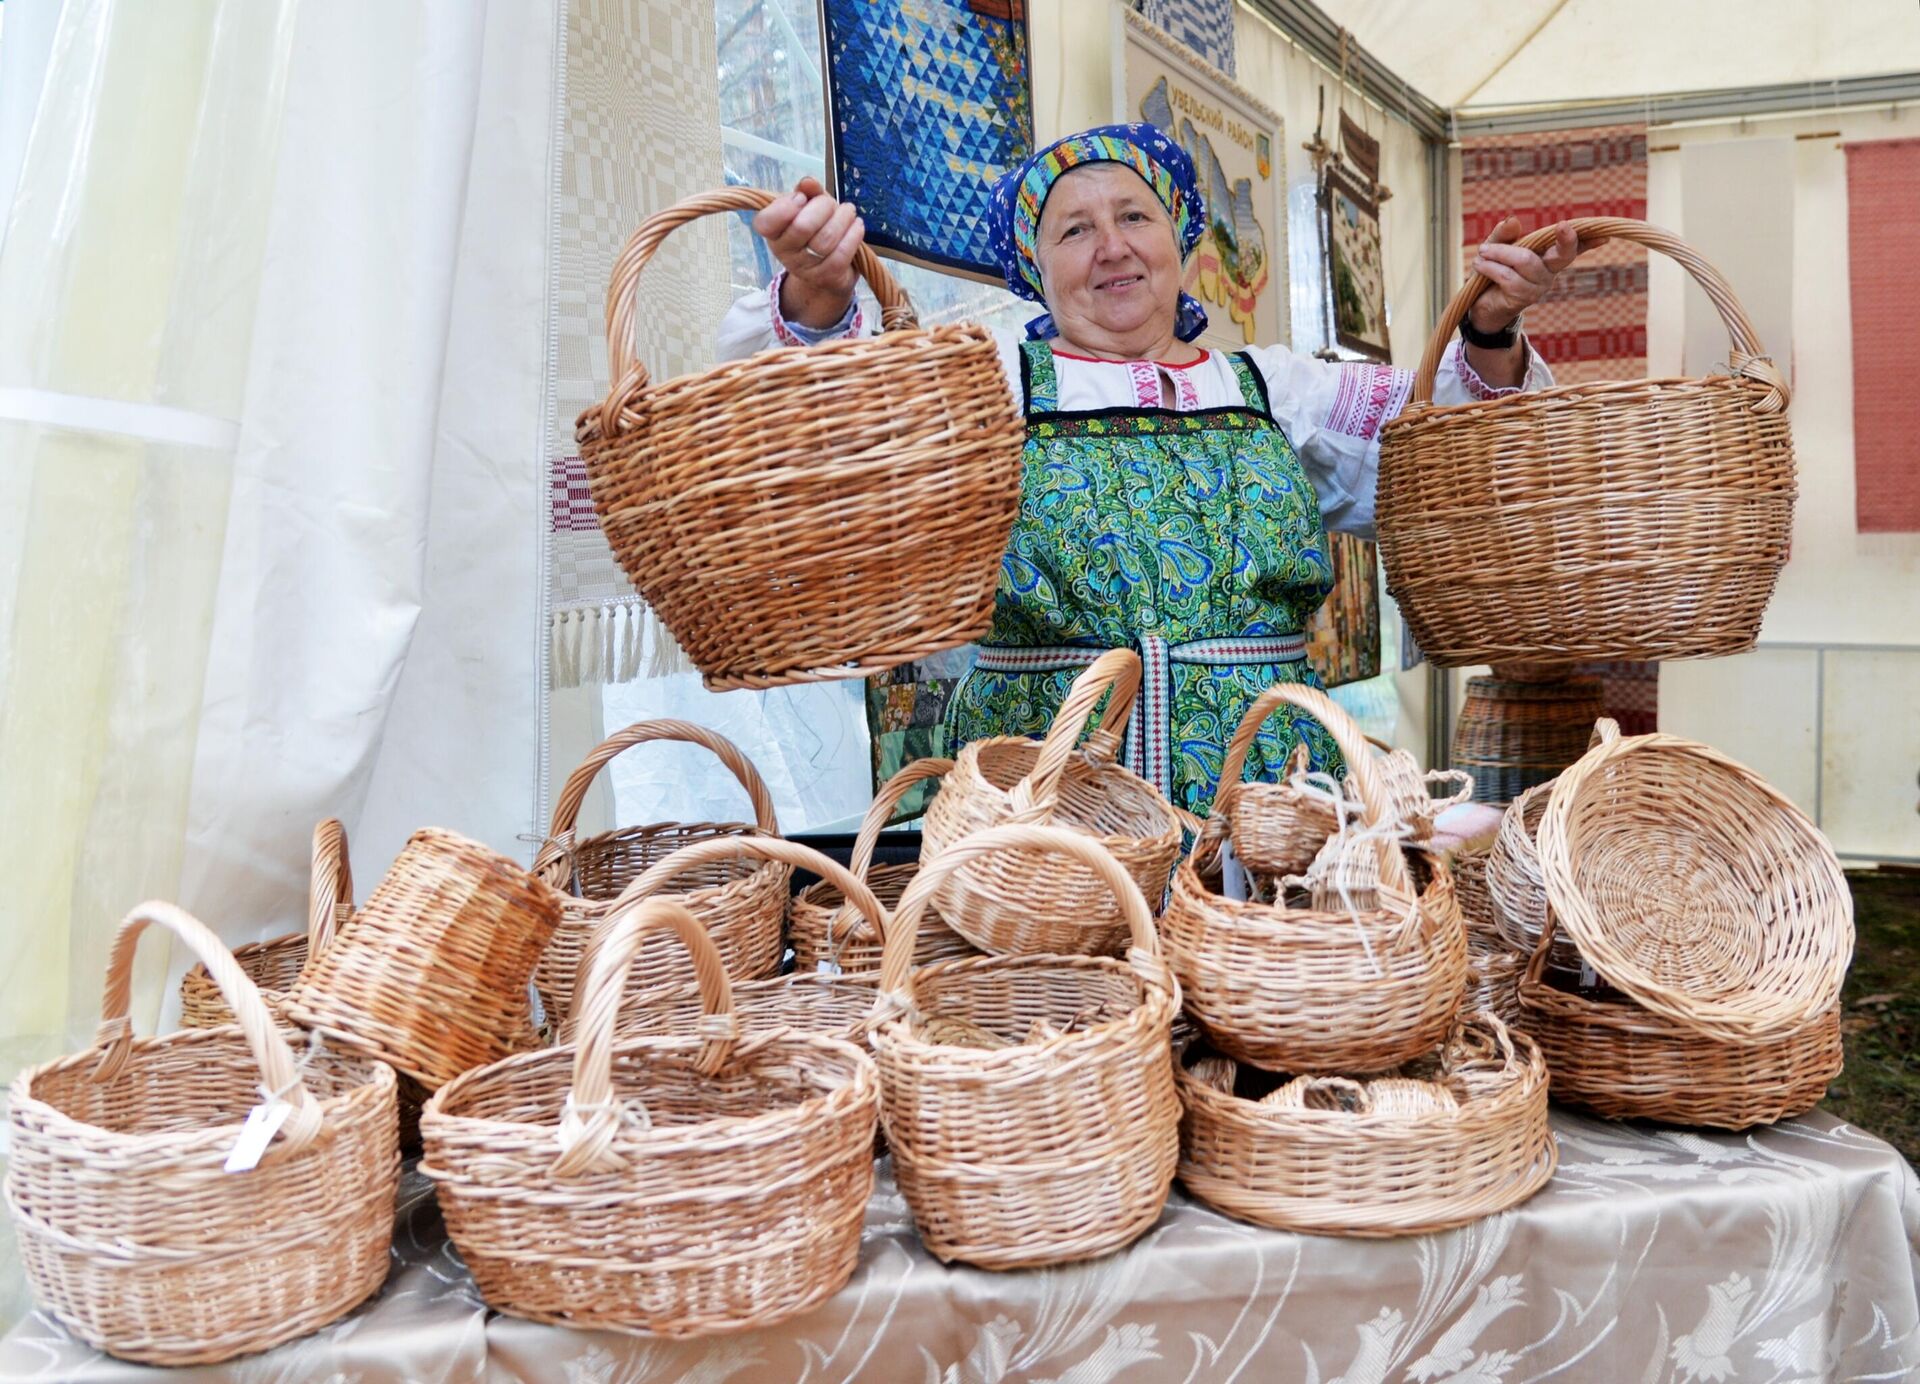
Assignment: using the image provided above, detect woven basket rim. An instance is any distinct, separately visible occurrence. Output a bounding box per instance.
[560,825,790,916]
[953,737,1178,840]
[1172,856,1448,941]
[11,1033,396,1152]
[1382,369,1778,434]
[425,1030,874,1150]
[871,954,1176,1071]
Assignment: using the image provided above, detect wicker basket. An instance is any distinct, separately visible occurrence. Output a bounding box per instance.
[8,903,398,1366]
[179,818,354,1028]
[1515,912,1842,1128]
[920,649,1182,956]
[788,757,977,975]
[1176,1012,1554,1236]
[1162,684,1468,1075]
[1537,720,1853,1043]
[556,834,892,1044]
[1451,672,1607,805]
[422,897,878,1335]
[282,827,557,1090]
[1377,218,1795,667]
[1218,731,1339,877]
[871,823,1181,1269]
[1452,845,1498,940]
[1484,778,1586,974]
[1464,937,1525,1027]
[532,720,788,1031]
[576,187,1024,692]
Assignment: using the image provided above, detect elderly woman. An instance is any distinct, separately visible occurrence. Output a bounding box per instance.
[719,124,1574,815]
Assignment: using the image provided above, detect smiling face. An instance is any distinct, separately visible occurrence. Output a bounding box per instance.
[1034,163,1186,360]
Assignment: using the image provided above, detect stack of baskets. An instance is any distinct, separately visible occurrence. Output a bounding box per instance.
[1507,721,1852,1128]
[1160,683,1555,1234]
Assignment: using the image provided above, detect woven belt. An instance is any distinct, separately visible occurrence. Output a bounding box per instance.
[973,633,1307,800]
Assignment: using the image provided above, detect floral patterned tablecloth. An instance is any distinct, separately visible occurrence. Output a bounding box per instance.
[3,1110,1917,1384]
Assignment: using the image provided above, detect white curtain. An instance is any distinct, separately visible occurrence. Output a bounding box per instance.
[0,0,557,1077]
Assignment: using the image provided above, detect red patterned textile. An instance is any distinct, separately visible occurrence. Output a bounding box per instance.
[1845,138,1920,532]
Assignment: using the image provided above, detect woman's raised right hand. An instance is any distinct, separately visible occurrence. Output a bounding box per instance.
[752,176,866,330]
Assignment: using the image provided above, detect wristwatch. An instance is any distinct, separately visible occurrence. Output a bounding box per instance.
[1458,313,1520,350]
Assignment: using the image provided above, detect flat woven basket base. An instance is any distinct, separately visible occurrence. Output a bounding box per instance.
[536,822,788,1029]
[9,1032,399,1366]
[922,742,1179,957]
[423,1035,877,1337]
[178,932,309,1029]
[1176,1071,1554,1235]
[1514,987,1842,1129]
[579,326,1023,690]
[1376,374,1794,667]
[788,862,979,975]
[873,955,1179,1270]
[1160,858,1467,1075]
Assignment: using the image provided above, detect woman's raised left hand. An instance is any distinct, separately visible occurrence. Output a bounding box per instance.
[1468,217,1579,332]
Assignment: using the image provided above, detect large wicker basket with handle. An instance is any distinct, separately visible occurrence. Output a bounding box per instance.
[1161,684,1468,1075]
[179,818,354,1029]
[787,756,977,975]
[920,649,1182,956]
[8,903,398,1366]
[532,719,788,1031]
[576,187,1024,691]
[1377,218,1795,667]
[870,823,1181,1270]
[1177,1012,1554,1236]
[1536,719,1852,1044]
[422,896,879,1336]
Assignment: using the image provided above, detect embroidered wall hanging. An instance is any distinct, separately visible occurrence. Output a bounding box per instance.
[821,0,1033,282]
[1845,136,1920,532]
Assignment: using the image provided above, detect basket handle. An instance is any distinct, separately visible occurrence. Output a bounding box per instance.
[1411,217,1789,414]
[1212,684,1411,893]
[534,719,780,890]
[1589,717,1621,748]
[877,822,1164,1001]
[851,758,953,878]
[306,819,355,957]
[1011,649,1143,819]
[555,897,734,1177]
[93,902,325,1157]
[596,186,921,436]
[614,833,893,958]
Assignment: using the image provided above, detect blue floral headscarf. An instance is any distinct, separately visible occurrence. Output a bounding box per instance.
[988,122,1210,343]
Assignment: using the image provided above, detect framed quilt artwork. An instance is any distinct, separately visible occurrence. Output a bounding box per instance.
[820,0,1033,282]
[1115,8,1287,356]
[1322,163,1390,362]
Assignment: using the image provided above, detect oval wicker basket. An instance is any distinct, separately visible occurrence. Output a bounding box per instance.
[920,649,1182,956]
[1514,912,1842,1128]
[1485,778,1586,974]
[1176,1012,1554,1236]
[1377,217,1796,667]
[556,834,892,1045]
[1451,672,1606,804]
[871,823,1181,1270]
[422,897,879,1336]
[788,757,977,975]
[179,818,354,1029]
[1162,684,1468,1075]
[576,187,1024,691]
[1537,720,1853,1044]
[8,903,399,1366]
[281,827,556,1091]
[532,720,788,1031]
[1218,732,1338,877]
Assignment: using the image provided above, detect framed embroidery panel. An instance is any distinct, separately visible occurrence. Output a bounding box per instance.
[820,0,1034,283]
[1321,162,1390,362]
[1114,8,1288,355]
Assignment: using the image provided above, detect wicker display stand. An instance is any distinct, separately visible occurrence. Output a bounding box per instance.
[1377,218,1795,667]
[8,903,398,1366]
[532,719,788,1030]
[870,823,1181,1270]
[1176,1013,1555,1236]
[422,898,878,1336]
[576,186,1024,690]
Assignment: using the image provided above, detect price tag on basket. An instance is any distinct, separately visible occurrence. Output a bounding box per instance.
[224,1100,294,1173]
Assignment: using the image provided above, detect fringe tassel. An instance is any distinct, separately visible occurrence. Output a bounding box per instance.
[547,602,694,688]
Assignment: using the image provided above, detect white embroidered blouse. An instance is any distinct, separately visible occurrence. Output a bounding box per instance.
[714,272,1554,541]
